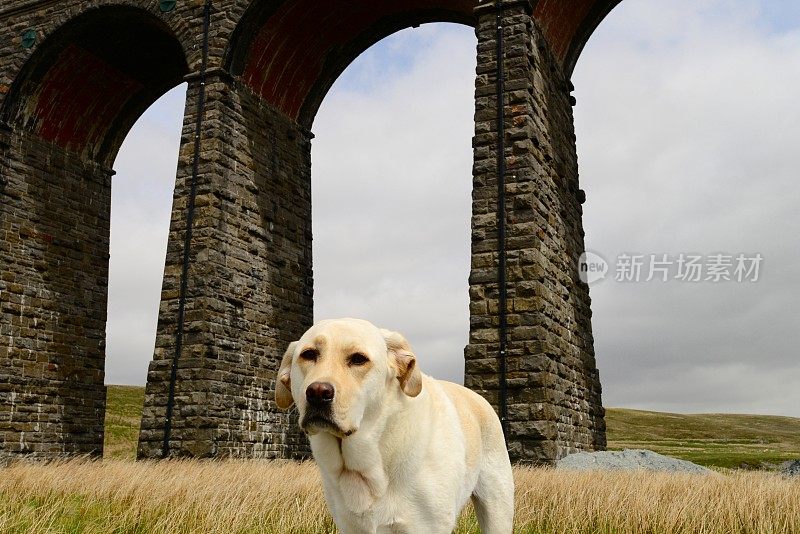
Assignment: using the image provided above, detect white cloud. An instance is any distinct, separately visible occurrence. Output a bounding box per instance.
[106,85,186,385]
[312,23,475,382]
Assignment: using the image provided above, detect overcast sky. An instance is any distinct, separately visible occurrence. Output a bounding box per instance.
[107,0,799,417]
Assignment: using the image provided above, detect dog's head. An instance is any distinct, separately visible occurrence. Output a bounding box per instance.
[274,318,422,437]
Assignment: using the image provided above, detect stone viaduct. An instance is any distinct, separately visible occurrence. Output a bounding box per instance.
[0,0,615,463]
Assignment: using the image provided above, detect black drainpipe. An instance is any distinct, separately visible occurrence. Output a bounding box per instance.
[163,0,213,459]
[495,2,509,442]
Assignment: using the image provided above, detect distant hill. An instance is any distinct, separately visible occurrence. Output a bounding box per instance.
[104,385,145,459]
[104,386,800,468]
[606,407,800,468]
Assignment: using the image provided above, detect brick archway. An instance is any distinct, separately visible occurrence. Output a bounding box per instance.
[2,0,617,463]
[1,6,188,165]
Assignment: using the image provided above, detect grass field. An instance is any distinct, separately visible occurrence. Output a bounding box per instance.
[104,386,800,468]
[1,386,797,533]
[1,459,798,533]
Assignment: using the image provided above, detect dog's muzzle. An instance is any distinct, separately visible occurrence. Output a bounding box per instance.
[306,381,335,408]
[301,409,346,436]
[300,382,354,437]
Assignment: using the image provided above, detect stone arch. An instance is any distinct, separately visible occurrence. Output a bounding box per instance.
[2,0,612,464]
[137,0,481,461]
[1,4,189,166]
[0,4,188,458]
[0,1,198,104]
[136,0,608,463]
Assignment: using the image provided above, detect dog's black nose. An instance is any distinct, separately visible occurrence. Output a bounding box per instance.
[306,382,335,407]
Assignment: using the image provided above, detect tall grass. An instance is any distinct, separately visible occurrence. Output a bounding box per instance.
[1,459,798,533]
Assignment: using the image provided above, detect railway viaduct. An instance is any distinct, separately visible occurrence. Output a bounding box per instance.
[0,0,613,463]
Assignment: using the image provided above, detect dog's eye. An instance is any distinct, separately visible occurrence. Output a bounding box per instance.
[349,353,369,366]
[300,349,319,362]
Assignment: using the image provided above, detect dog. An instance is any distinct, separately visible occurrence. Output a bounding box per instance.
[275,318,514,533]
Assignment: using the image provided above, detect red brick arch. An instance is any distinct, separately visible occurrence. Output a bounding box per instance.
[226,0,476,128]
[1,5,188,165]
[532,0,621,75]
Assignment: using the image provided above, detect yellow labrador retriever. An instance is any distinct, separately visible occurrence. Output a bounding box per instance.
[275,318,514,533]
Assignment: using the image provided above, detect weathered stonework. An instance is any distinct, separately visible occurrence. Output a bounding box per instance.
[1,0,617,464]
[137,74,314,459]
[0,133,110,457]
[466,0,605,463]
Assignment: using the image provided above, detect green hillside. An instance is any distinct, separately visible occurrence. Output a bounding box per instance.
[104,386,800,468]
[606,408,800,468]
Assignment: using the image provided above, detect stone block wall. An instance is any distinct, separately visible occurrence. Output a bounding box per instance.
[466,0,605,463]
[0,132,110,457]
[0,0,202,461]
[137,75,313,459]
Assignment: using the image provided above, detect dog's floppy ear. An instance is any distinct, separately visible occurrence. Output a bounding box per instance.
[381,329,422,397]
[275,341,297,410]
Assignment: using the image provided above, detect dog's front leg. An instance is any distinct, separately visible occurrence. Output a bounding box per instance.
[339,432,388,514]
[311,435,371,531]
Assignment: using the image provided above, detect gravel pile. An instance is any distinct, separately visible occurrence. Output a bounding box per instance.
[556,449,712,474]
[781,460,800,477]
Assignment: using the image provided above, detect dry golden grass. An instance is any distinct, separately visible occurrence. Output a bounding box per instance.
[0,459,798,533]
[0,460,332,534]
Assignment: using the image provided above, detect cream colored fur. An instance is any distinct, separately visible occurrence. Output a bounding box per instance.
[275,318,514,534]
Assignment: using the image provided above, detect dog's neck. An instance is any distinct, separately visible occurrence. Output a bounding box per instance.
[309,430,386,514]
[311,385,427,514]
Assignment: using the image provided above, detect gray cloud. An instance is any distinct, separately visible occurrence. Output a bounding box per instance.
[311,24,475,382]
[574,0,800,416]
